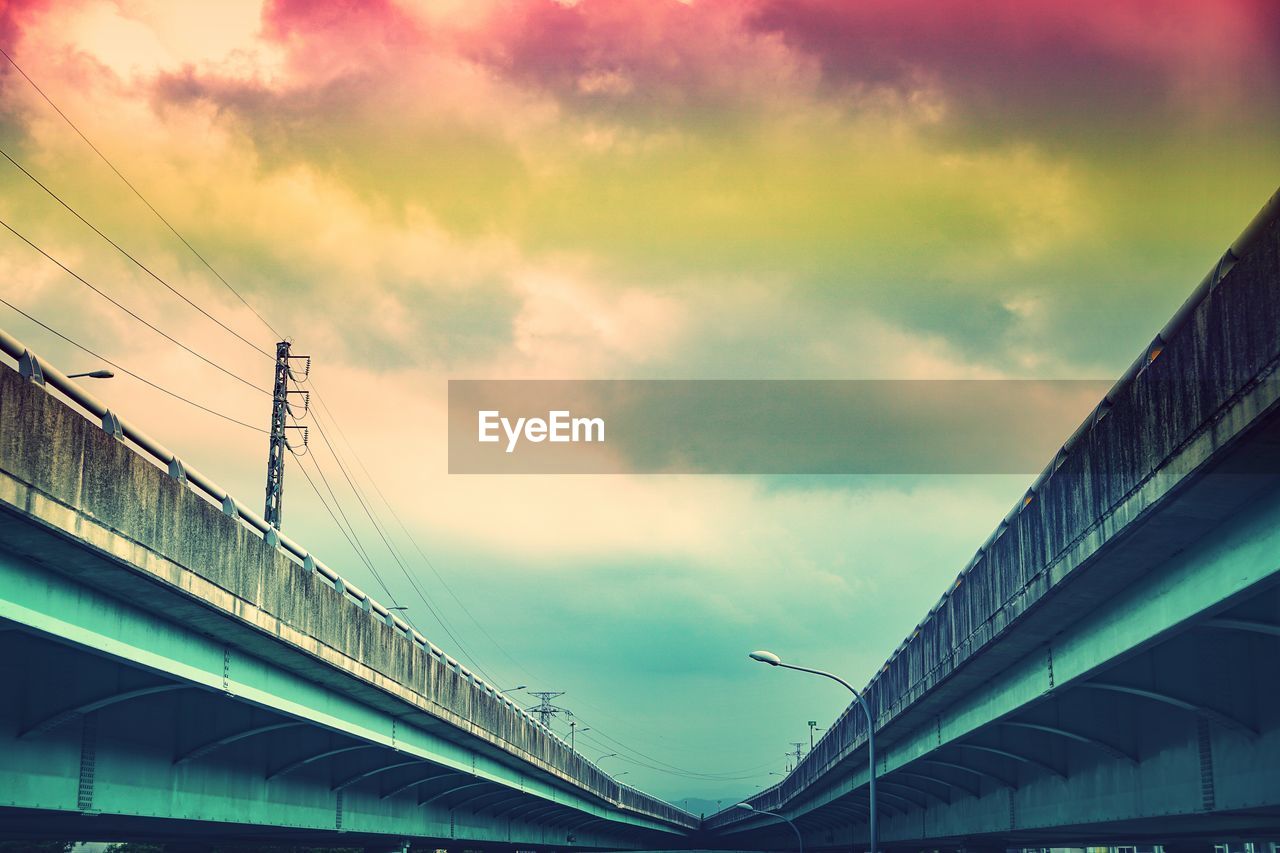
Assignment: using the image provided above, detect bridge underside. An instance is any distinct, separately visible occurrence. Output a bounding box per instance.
[0,512,684,848]
[0,617,669,848]
[0,616,682,847]
[727,592,1280,848]
[712,436,1280,848]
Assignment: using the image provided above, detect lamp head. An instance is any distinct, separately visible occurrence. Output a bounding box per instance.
[734,803,755,812]
[749,650,782,666]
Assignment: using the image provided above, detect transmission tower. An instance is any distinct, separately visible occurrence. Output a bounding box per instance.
[787,741,804,771]
[528,691,567,728]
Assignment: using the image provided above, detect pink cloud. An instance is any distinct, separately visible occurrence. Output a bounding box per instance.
[467,0,806,117]
[0,0,55,56]
[746,0,1280,124]
[259,0,431,86]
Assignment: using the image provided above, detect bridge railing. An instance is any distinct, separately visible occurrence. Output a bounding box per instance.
[706,185,1280,829]
[0,331,697,830]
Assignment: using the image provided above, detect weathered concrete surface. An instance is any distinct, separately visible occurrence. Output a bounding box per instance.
[0,357,693,839]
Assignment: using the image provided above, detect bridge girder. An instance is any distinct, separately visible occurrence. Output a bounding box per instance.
[1203,617,1280,637]
[1078,681,1257,737]
[267,743,378,780]
[20,683,190,739]
[472,791,531,816]
[953,742,1065,779]
[452,787,521,812]
[880,773,951,805]
[332,758,425,792]
[379,768,458,800]
[174,721,306,766]
[917,757,1015,789]
[418,779,490,807]
[996,720,1138,764]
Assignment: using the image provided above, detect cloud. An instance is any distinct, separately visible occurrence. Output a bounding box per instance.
[0,0,1277,800]
[471,0,817,120]
[748,0,1280,135]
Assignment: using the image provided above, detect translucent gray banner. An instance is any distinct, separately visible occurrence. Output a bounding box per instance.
[447,380,1128,474]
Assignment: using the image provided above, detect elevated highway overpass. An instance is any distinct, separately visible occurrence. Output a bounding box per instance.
[0,338,697,846]
[704,190,1280,848]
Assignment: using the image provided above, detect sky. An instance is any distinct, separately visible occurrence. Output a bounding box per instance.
[0,0,1278,809]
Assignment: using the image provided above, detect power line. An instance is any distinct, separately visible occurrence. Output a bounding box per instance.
[305,379,715,754]
[0,44,688,764]
[304,406,500,685]
[292,437,397,604]
[0,44,282,340]
[574,729,785,782]
[0,217,270,396]
[575,718,781,780]
[304,393,508,668]
[0,200,677,771]
[291,448,456,649]
[0,41,514,688]
[0,295,267,433]
[307,388,541,681]
[0,145,274,359]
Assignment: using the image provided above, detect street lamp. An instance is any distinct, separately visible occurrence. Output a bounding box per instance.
[66,369,114,379]
[735,803,803,853]
[749,650,877,853]
[596,752,619,766]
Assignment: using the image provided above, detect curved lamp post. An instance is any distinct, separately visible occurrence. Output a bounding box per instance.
[735,802,802,853]
[749,650,877,853]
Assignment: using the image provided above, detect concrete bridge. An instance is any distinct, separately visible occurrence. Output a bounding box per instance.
[2,186,1279,849]
[704,189,1280,849]
[0,340,697,846]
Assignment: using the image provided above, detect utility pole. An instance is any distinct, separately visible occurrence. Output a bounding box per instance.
[528,691,566,729]
[263,341,309,528]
